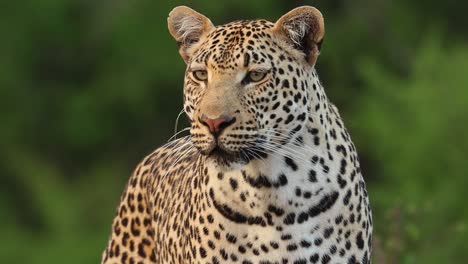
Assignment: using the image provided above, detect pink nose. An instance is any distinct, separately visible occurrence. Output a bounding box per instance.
[200,114,235,135]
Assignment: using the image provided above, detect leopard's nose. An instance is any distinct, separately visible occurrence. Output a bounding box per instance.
[199,114,236,135]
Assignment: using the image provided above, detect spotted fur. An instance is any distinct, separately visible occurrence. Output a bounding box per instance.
[102,6,372,264]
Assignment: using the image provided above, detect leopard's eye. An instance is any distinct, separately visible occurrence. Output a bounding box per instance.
[247,71,267,83]
[192,70,208,81]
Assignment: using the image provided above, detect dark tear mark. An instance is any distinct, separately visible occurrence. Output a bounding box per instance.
[244,53,250,67]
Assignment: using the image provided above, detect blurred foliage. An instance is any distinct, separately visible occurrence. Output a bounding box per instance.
[0,0,466,263]
[353,35,468,263]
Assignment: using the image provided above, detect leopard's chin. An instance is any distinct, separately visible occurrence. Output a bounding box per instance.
[206,147,271,169]
[195,136,269,166]
[206,146,243,165]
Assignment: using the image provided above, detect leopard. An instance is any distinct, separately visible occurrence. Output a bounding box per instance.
[101,5,373,264]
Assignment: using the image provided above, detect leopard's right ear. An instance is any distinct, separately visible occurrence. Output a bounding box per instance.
[168,6,215,63]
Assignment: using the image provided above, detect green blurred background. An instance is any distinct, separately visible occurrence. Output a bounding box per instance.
[1,0,467,263]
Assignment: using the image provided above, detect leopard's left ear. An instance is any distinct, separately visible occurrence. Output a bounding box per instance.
[273,6,324,66]
[168,6,215,63]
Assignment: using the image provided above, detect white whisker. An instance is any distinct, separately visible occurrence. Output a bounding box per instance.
[168,127,191,142]
[173,108,186,137]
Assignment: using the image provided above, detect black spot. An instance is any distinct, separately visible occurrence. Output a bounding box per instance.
[308,170,317,182]
[343,189,352,206]
[322,165,329,174]
[230,253,238,261]
[310,253,319,263]
[270,241,279,249]
[300,240,311,248]
[308,191,339,218]
[356,231,364,249]
[311,155,319,164]
[285,114,294,124]
[284,157,298,171]
[295,187,302,196]
[321,254,331,264]
[240,192,246,201]
[337,174,347,189]
[212,191,269,226]
[335,215,343,225]
[226,233,238,244]
[347,255,357,264]
[362,251,369,264]
[345,240,351,250]
[314,136,320,146]
[272,102,281,110]
[199,247,207,258]
[229,178,238,191]
[219,248,229,260]
[243,171,272,188]
[268,204,285,216]
[207,214,214,223]
[296,112,306,121]
[276,173,288,187]
[238,245,246,254]
[323,227,334,239]
[340,158,347,174]
[297,212,309,223]
[252,248,260,255]
[329,245,337,254]
[287,243,298,251]
[314,238,323,246]
[283,212,296,225]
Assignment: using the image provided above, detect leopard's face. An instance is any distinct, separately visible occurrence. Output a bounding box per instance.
[168,7,324,165]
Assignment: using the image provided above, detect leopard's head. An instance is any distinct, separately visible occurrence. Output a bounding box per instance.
[168,6,325,165]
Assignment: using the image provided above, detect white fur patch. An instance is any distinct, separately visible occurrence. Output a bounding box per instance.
[283,16,311,45]
[175,15,203,43]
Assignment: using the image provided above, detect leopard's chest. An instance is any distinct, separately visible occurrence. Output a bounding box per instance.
[151,134,372,264]
[188,208,368,264]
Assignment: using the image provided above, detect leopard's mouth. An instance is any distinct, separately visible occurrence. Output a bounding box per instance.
[195,134,267,165]
[207,146,242,164]
[206,145,269,166]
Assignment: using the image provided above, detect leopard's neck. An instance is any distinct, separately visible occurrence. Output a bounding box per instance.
[200,97,359,228]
